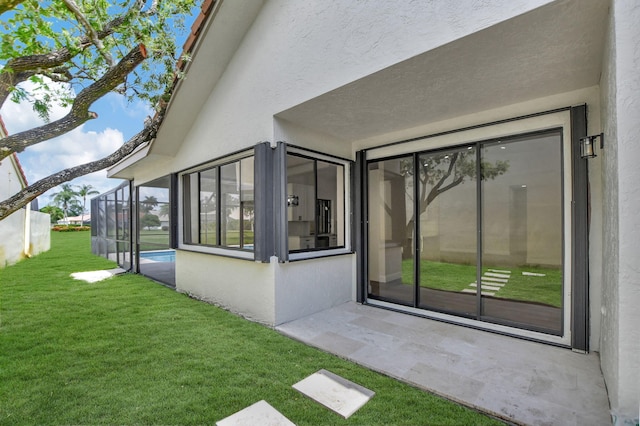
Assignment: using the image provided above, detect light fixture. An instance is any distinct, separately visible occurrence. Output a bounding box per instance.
[580,133,604,159]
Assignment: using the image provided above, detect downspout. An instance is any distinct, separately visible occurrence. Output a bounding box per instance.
[23,205,32,258]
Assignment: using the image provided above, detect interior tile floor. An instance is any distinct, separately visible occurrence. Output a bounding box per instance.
[276,301,611,426]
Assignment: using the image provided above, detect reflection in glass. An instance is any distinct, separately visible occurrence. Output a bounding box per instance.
[220,162,240,247]
[367,156,414,306]
[200,168,217,245]
[481,132,563,333]
[240,157,255,249]
[287,155,315,250]
[418,147,477,316]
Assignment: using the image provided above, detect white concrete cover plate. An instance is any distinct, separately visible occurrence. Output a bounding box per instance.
[292,369,374,419]
[70,268,124,283]
[216,400,295,426]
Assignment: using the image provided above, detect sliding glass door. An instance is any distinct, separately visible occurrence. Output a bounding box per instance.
[480,133,563,333]
[417,146,478,317]
[367,129,565,335]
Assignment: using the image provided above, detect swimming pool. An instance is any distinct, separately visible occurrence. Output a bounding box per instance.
[139,250,175,262]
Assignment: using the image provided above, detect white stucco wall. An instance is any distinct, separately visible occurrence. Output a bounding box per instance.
[175,250,276,325]
[599,0,640,419]
[0,209,50,268]
[150,0,556,176]
[274,255,353,325]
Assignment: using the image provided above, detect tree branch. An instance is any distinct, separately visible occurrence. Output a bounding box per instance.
[0,107,166,220]
[0,0,25,15]
[0,45,148,161]
[62,0,115,67]
[0,0,161,107]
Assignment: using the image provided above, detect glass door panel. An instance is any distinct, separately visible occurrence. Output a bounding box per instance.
[418,147,477,317]
[367,157,415,306]
[481,132,563,334]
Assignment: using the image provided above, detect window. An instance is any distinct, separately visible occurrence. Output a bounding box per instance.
[287,153,345,253]
[367,129,566,335]
[182,155,254,251]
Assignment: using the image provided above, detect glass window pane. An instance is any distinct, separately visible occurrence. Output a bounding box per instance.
[183,172,199,244]
[240,157,254,250]
[220,162,240,247]
[200,169,218,245]
[481,132,563,333]
[317,160,344,248]
[287,155,315,251]
[367,156,414,306]
[418,147,477,316]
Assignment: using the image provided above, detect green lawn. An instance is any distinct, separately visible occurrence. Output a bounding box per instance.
[0,232,501,425]
[402,259,563,307]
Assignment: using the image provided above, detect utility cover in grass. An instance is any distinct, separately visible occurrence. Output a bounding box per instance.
[292,369,375,418]
[216,400,295,426]
[70,268,125,283]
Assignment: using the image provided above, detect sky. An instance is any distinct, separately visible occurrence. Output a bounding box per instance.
[0,2,198,211]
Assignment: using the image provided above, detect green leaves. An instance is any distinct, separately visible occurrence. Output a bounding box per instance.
[1,0,200,115]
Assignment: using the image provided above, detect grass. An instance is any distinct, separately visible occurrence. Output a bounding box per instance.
[0,232,502,425]
[402,259,563,307]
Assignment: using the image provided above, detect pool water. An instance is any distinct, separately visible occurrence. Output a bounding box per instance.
[140,250,175,262]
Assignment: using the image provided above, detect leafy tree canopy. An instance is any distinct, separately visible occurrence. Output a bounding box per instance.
[0,0,198,220]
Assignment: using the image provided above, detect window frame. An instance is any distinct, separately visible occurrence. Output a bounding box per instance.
[178,149,255,260]
[285,146,352,261]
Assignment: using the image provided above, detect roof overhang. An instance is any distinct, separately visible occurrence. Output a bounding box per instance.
[276,0,608,144]
[108,0,266,179]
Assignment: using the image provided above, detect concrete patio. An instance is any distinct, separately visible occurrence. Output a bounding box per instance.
[276,301,611,425]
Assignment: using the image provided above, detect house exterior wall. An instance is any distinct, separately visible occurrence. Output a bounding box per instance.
[274,255,353,325]
[109,0,640,416]
[0,156,50,268]
[0,209,50,268]
[600,0,640,418]
[175,250,276,325]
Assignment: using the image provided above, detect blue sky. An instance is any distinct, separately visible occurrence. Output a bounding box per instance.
[0,2,198,210]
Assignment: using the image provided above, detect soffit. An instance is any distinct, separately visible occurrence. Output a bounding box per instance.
[149,0,265,157]
[276,0,608,143]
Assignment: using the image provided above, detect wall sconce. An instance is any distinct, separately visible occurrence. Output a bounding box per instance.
[287,195,299,207]
[580,133,604,159]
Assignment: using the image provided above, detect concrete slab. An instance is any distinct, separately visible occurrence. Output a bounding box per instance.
[216,400,295,426]
[277,302,611,425]
[292,369,374,419]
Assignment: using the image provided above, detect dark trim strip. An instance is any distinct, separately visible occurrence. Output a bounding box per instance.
[570,104,589,352]
[355,150,367,303]
[274,142,288,262]
[254,142,273,262]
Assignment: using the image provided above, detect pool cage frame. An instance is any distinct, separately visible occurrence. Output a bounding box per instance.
[91,178,177,286]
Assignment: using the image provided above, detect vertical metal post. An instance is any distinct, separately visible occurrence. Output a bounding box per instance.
[571,104,589,352]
